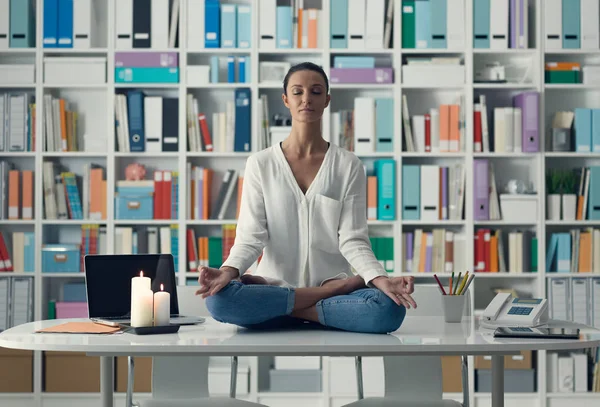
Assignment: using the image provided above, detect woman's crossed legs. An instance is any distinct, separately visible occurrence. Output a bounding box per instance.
[205,276,406,334]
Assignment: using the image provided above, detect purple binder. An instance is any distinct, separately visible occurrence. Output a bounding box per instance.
[473,159,489,221]
[329,68,394,84]
[513,91,539,152]
[115,52,179,68]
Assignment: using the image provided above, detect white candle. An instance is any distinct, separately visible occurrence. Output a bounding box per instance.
[153,284,170,326]
[131,271,153,327]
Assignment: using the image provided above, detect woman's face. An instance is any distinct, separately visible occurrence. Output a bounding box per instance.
[282,70,330,124]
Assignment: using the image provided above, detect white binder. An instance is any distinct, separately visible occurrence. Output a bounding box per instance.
[581,0,600,49]
[152,0,170,49]
[365,0,385,49]
[259,0,277,49]
[513,107,522,153]
[187,0,205,49]
[591,278,600,328]
[115,0,133,49]
[347,0,366,49]
[549,278,570,321]
[490,0,508,49]
[0,0,10,49]
[420,165,440,221]
[446,0,465,49]
[544,0,562,49]
[353,97,375,155]
[10,278,32,327]
[411,115,425,152]
[144,96,163,153]
[571,278,589,325]
[73,0,92,48]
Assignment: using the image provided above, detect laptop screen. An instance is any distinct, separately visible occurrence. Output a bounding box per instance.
[84,254,179,318]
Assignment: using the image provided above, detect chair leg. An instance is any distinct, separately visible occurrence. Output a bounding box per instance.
[355,356,364,400]
[126,356,134,407]
[230,356,238,398]
[461,355,470,407]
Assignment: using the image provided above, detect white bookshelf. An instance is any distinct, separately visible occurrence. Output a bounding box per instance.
[0,0,599,406]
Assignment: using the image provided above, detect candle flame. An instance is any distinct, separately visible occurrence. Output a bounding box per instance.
[160,283,164,291]
[140,271,144,277]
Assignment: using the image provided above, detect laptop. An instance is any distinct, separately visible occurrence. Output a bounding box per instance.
[84,254,204,326]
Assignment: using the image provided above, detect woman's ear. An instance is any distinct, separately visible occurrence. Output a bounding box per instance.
[324,94,331,108]
[282,93,289,108]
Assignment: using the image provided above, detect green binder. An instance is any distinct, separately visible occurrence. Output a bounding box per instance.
[402,1,416,48]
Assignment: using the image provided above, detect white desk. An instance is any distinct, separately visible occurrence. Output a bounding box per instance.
[1,316,599,407]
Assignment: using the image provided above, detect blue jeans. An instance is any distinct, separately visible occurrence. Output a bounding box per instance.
[205,281,406,334]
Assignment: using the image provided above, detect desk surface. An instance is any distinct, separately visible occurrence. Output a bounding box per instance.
[1,317,599,356]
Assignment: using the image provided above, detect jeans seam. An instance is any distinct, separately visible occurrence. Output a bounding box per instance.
[316,300,326,325]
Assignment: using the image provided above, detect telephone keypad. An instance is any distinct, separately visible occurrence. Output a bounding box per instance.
[507,306,533,316]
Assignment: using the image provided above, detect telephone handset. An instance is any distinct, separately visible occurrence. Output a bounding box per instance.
[481,293,549,329]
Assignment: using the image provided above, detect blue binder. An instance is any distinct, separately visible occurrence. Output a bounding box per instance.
[375,159,396,220]
[126,91,146,152]
[234,88,251,152]
[210,56,219,83]
[375,98,393,153]
[57,0,73,48]
[592,109,600,152]
[473,0,490,48]
[333,56,375,68]
[205,0,221,48]
[562,0,581,49]
[546,233,558,272]
[220,4,237,48]
[43,0,59,47]
[557,233,571,273]
[430,0,447,48]
[402,165,420,220]
[227,56,235,83]
[589,167,600,220]
[239,57,247,82]
[415,0,431,48]
[330,0,348,48]
[276,6,293,48]
[237,5,251,48]
[575,108,592,152]
[9,0,35,47]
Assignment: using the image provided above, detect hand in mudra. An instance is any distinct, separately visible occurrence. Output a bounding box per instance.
[371,276,417,309]
[195,266,235,298]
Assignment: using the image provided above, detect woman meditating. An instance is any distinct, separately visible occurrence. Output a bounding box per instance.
[196,62,416,334]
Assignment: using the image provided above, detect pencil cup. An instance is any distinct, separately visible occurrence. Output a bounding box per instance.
[442,295,466,323]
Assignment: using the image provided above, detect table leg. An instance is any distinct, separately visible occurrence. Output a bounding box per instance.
[491,355,504,407]
[100,356,114,407]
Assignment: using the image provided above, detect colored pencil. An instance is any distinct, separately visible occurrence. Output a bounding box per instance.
[433,274,447,295]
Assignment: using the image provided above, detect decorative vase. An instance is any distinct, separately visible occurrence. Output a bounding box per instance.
[547,194,561,221]
[562,194,577,221]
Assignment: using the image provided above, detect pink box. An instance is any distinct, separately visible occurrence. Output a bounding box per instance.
[55,302,88,319]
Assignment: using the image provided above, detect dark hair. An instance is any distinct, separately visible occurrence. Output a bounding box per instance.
[283,62,329,96]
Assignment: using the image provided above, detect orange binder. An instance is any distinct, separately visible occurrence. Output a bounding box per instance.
[21,170,33,220]
[367,176,377,220]
[439,105,450,152]
[449,104,460,152]
[8,170,20,219]
[307,9,318,48]
[89,168,104,220]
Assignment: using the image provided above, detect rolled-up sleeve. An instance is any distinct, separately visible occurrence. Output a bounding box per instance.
[221,156,269,275]
[337,160,388,286]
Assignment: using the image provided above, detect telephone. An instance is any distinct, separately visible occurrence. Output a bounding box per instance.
[480,293,549,329]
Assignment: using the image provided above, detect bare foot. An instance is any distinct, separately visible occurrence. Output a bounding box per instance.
[240,274,268,285]
[322,275,366,295]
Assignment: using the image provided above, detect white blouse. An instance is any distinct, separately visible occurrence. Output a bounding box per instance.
[222,142,388,288]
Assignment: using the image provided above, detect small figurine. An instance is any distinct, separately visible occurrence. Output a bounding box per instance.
[125,163,147,181]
